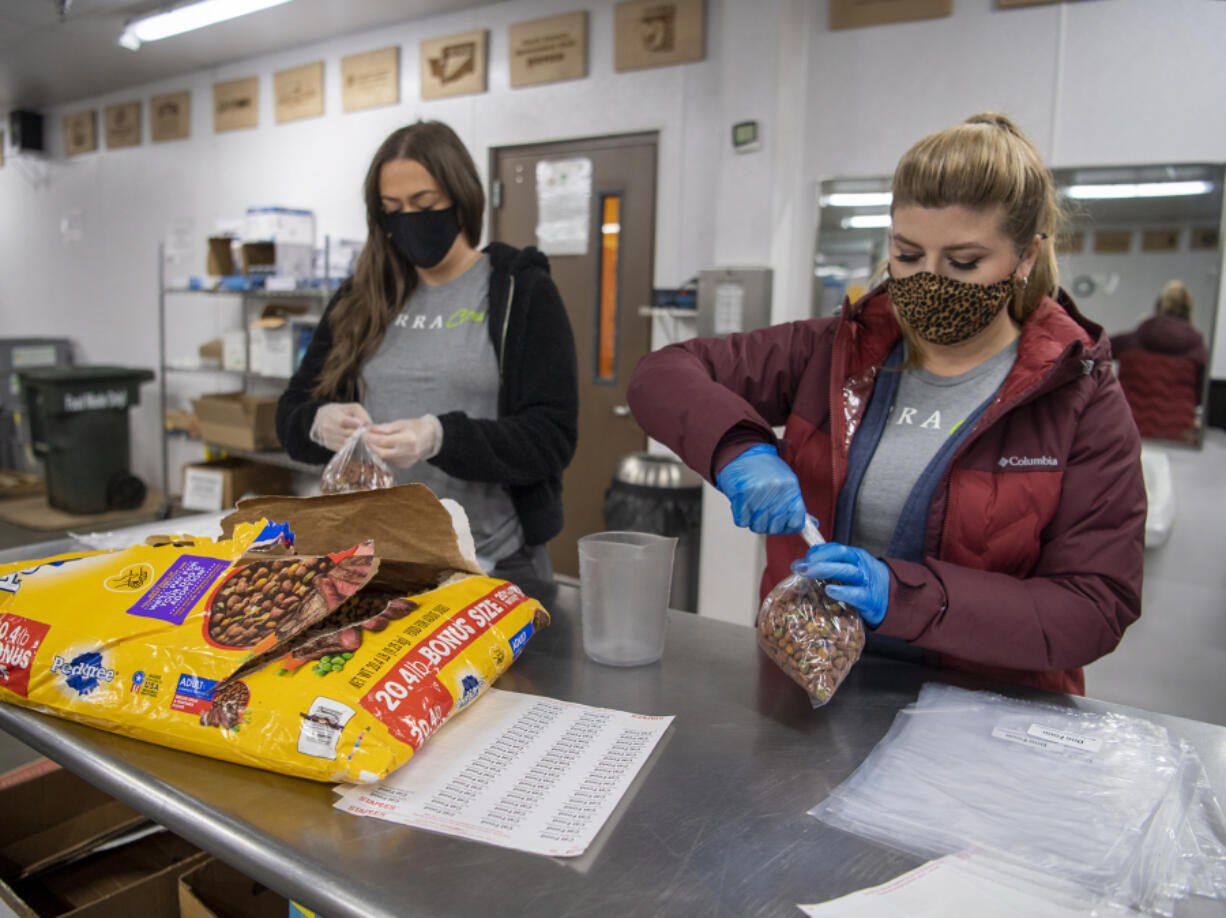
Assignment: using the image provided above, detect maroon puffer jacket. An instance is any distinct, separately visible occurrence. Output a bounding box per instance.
[627,285,1146,695]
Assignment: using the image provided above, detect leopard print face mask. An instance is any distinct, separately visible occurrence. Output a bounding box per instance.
[888,271,1015,346]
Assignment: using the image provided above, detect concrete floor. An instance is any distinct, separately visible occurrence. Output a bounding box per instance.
[0,431,1223,777]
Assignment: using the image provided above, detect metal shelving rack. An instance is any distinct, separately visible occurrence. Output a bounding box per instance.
[156,242,333,517]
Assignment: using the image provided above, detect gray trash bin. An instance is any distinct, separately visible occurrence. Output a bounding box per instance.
[603,453,703,612]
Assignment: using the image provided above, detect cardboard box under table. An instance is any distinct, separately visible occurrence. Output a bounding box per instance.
[0,760,206,917]
[191,393,279,450]
[177,857,288,918]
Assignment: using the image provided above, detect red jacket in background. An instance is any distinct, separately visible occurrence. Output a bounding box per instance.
[627,286,1146,695]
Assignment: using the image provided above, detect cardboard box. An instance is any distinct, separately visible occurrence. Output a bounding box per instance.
[181,458,293,511]
[178,857,288,918]
[191,393,280,450]
[4,832,206,918]
[206,236,238,276]
[242,207,315,246]
[0,759,207,918]
[239,241,314,281]
[0,760,148,881]
[249,303,315,378]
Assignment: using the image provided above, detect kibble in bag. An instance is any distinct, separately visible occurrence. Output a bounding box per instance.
[756,573,865,707]
[321,425,394,494]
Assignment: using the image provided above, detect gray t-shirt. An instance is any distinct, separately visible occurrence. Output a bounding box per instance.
[362,256,523,568]
[852,340,1018,558]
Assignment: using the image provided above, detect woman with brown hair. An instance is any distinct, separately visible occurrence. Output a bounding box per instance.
[277,121,578,590]
[628,113,1146,694]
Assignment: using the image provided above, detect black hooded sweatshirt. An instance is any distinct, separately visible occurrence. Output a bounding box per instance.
[276,242,578,545]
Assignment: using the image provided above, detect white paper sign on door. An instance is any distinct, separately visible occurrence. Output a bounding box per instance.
[535,157,592,256]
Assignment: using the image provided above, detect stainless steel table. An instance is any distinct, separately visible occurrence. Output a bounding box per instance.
[2,537,1225,917]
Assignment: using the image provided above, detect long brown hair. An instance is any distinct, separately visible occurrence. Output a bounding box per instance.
[312,121,485,399]
[889,113,1063,355]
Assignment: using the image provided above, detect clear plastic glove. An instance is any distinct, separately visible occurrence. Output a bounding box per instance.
[309,402,373,452]
[364,415,443,469]
[715,443,806,535]
[791,542,890,627]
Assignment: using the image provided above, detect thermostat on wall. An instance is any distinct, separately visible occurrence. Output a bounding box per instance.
[732,120,760,153]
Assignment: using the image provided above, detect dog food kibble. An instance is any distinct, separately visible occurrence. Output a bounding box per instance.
[756,574,865,705]
[208,557,337,648]
[200,680,250,730]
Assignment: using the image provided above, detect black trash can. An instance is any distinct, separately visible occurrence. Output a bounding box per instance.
[19,366,155,514]
[603,452,703,612]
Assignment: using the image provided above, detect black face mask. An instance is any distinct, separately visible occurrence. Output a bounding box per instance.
[384,207,461,268]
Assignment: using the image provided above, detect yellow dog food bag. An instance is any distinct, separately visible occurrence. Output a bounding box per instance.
[0,486,548,783]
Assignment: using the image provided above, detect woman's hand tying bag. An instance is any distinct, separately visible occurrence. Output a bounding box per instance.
[791,543,890,627]
[309,402,373,451]
[365,415,443,469]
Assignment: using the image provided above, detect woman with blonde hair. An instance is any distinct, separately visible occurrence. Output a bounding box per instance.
[628,113,1145,694]
[277,121,578,592]
[1111,279,1208,437]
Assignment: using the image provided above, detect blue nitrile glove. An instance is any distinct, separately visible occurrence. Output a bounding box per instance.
[714,443,807,535]
[791,542,890,627]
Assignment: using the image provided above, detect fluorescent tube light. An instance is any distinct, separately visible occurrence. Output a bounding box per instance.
[841,214,892,229]
[120,0,294,50]
[1064,181,1215,200]
[822,192,893,207]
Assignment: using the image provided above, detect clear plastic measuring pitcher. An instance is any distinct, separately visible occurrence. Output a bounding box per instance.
[577,531,677,666]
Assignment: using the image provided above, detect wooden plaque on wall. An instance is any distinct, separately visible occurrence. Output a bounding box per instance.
[151,91,191,142]
[1141,229,1180,252]
[214,76,259,132]
[274,62,324,123]
[104,101,141,148]
[342,47,400,112]
[830,0,952,30]
[1055,231,1085,254]
[1190,226,1220,250]
[63,110,97,156]
[510,12,588,88]
[614,0,705,72]
[421,29,488,99]
[1094,230,1132,254]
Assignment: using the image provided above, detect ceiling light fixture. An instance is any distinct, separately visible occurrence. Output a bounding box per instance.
[119,0,294,50]
[1064,180,1215,200]
[822,192,893,207]
[841,214,892,229]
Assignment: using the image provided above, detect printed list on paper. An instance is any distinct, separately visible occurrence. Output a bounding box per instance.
[333,688,673,857]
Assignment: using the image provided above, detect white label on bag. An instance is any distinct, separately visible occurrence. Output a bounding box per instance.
[990,725,1097,760]
[1026,723,1103,752]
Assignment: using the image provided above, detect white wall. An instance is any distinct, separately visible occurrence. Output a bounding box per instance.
[1,0,1224,625]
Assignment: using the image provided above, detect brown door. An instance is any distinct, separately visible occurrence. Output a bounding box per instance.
[490,133,657,577]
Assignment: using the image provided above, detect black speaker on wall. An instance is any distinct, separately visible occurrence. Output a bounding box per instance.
[9,110,45,153]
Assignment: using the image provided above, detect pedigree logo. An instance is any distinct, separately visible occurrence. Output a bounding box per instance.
[998,456,1060,469]
[51,651,117,696]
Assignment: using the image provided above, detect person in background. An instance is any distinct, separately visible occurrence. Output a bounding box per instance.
[277,121,578,594]
[628,113,1146,695]
[1111,279,1208,399]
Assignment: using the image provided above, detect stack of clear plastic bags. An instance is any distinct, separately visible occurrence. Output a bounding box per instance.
[809,683,1226,915]
[320,426,394,494]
